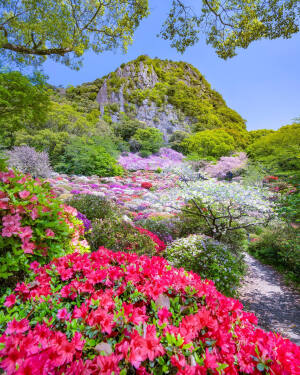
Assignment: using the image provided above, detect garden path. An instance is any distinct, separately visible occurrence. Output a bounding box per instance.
[238,253,300,344]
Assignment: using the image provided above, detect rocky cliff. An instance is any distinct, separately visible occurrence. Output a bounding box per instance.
[65,55,246,140]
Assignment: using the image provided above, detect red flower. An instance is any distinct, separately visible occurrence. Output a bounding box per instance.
[141,182,153,189]
[5,319,30,335]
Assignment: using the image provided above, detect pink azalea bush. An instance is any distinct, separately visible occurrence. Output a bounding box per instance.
[0,167,88,288]
[0,248,299,374]
[205,153,248,179]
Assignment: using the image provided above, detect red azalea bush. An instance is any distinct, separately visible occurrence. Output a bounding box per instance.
[0,168,88,289]
[0,248,299,375]
[141,182,153,189]
[263,176,279,183]
[135,226,166,253]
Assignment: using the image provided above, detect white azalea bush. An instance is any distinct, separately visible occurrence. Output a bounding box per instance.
[184,180,274,237]
[164,234,245,296]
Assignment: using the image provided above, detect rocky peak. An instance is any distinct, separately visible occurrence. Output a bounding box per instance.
[67,55,246,140]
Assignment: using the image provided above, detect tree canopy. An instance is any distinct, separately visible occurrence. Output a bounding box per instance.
[0,0,299,67]
[160,0,300,58]
[0,0,149,69]
[0,70,50,146]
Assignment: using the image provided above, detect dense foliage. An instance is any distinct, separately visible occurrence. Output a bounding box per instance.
[182,129,237,159]
[247,123,300,172]
[86,218,158,257]
[66,194,120,222]
[0,71,50,147]
[0,248,299,375]
[249,224,300,285]
[131,127,164,156]
[55,137,123,177]
[0,0,149,68]
[0,167,87,289]
[165,234,245,296]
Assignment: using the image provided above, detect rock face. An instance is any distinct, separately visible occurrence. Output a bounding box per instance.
[96,59,192,139]
[71,55,246,140]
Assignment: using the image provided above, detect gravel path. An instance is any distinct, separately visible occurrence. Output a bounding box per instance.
[238,253,300,345]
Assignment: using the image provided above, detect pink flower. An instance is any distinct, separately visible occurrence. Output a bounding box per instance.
[4,294,16,307]
[21,240,36,254]
[30,208,39,220]
[57,308,71,321]
[1,214,22,237]
[19,226,33,241]
[19,190,31,199]
[158,307,172,325]
[5,318,29,334]
[30,261,40,271]
[45,228,55,237]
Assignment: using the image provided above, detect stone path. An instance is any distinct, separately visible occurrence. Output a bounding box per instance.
[238,253,300,344]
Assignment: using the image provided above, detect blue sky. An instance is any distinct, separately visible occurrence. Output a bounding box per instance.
[43,0,300,131]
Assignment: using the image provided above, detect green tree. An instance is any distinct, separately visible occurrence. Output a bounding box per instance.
[182,128,236,158]
[0,0,149,68]
[160,0,300,59]
[0,71,50,146]
[1,1,298,67]
[248,129,276,143]
[131,127,164,156]
[44,101,97,136]
[56,136,123,176]
[247,123,300,171]
[113,116,145,142]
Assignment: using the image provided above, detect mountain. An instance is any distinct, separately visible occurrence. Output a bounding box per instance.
[65,55,246,139]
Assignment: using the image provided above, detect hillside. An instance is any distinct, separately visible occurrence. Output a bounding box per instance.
[64,55,246,139]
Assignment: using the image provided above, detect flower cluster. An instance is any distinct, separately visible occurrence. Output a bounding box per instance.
[1,248,299,374]
[76,211,92,233]
[48,171,180,218]
[0,168,88,283]
[135,226,166,253]
[263,176,279,182]
[141,182,153,189]
[118,148,184,171]
[204,153,248,179]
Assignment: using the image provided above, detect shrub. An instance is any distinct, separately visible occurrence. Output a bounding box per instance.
[164,234,245,296]
[6,145,53,178]
[86,218,157,256]
[55,137,123,177]
[277,190,300,223]
[0,248,299,374]
[14,129,70,166]
[204,152,248,179]
[131,127,164,155]
[136,216,182,243]
[169,130,189,153]
[181,129,236,159]
[249,224,300,285]
[177,179,274,243]
[113,116,145,141]
[135,226,166,253]
[66,194,119,221]
[0,168,87,291]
